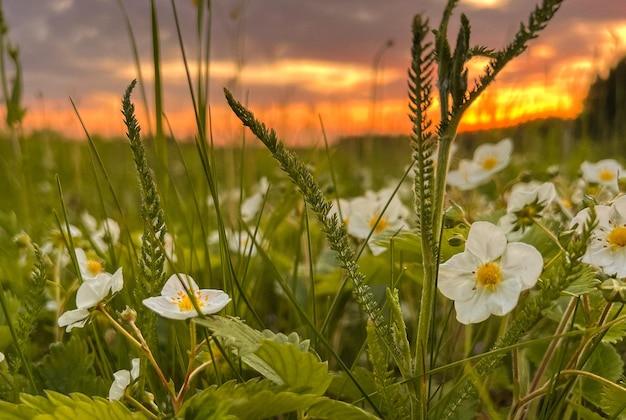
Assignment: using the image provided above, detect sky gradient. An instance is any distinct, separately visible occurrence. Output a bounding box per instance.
[4,0,626,144]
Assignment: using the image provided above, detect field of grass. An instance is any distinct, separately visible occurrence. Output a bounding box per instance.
[2,0,626,418]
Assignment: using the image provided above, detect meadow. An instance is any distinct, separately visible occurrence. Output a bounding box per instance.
[1,0,626,419]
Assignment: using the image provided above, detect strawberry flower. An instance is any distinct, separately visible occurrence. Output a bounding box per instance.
[438,221,543,324]
[142,274,231,320]
[57,266,123,332]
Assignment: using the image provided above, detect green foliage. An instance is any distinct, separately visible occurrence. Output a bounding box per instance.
[15,246,47,360]
[195,316,332,395]
[121,80,168,298]
[601,377,626,419]
[182,378,379,420]
[224,89,403,389]
[0,391,146,419]
[34,335,106,396]
[580,55,626,145]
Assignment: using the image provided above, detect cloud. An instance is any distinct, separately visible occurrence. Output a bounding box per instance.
[2,0,625,141]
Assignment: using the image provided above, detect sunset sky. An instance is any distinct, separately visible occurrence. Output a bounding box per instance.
[3,0,626,145]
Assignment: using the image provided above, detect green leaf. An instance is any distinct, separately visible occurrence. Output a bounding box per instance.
[600,377,626,419]
[306,398,380,419]
[196,316,333,395]
[582,342,624,398]
[255,339,332,395]
[34,335,107,396]
[2,391,146,419]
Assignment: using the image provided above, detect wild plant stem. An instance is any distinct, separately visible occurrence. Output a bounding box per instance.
[98,304,178,412]
[414,130,457,418]
[528,296,579,392]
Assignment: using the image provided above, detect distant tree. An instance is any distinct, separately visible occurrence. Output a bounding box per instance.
[579,56,626,144]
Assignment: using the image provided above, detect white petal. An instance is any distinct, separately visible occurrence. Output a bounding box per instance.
[142,296,194,320]
[198,290,232,315]
[485,278,523,316]
[610,195,626,225]
[130,358,140,380]
[438,252,481,301]
[465,221,507,261]
[76,274,112,309]
[161,274,199,297]
[109,369,131,401]
[57,308,90,332]
[454,290,492,324]
[108,267,124,295]
[500,243,543,289]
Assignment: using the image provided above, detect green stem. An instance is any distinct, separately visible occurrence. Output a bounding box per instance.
[98,305,178,412]
[414,130,457,418]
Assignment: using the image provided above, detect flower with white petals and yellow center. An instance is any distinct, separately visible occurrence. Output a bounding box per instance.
[438,221,543,324]
[142,274,231,320]
[572,195,626,277]
[498,181,558,234]
[447,138,513,191]
[347,188,409,256]
[75,248,105,280]
[580,159,623,193]
[57,266,124,332]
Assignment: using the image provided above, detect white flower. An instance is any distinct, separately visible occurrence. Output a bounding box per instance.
[347,188,409,256]
[57,267,124,332]
[329,198,351,226]
[142,274,231,320]
[241,177,270,223]
[75,248,107,281]
[447,138,513,190]
[573,195,626,277]
[109,358,140,401]
[498,182,558,233]
[81,212,120,253]
[581,159,623,192]
[208,229,261,256]
[438,221,543,324]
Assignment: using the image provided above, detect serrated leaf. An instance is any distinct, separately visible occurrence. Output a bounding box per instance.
[255,339,332,395]
[35,335,107,396]
[306,397,380,419]
[1,391,146,419]
[177,385,237,420]
[600,378,626,419]
[183,379,324,420]
[582,342,624,398]
[193,316,264,356]
[230,389,322,420]
[567,399,606,420]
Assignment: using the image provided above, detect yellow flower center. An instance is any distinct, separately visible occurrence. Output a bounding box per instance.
[599,169,616,182]
[476,262,502,291]
[607,226,626,249]
[87,260,103,276]
[481,156,498,171]
[172,290,208,311]
[369,215,388,233]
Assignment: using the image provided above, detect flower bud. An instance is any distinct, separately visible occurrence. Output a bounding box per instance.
[600,278,626,303]
[121,306,137,323]
[444,202,466,228]
[447,233,465,247]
